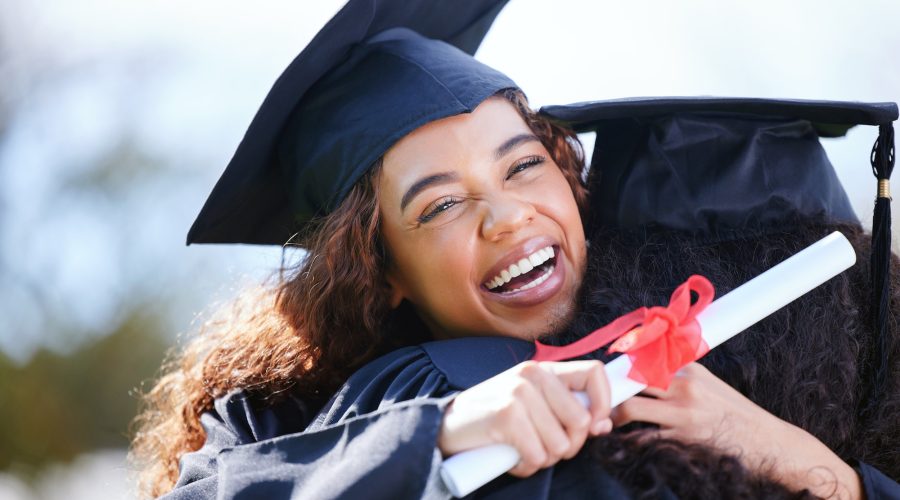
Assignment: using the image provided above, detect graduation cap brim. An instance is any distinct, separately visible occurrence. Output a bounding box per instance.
[539,96,899,232]
[187,0,511,245]
[540,97,899,137]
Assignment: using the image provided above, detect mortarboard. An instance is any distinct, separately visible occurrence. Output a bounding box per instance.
[540,96,897,407]
[186,0,514,246]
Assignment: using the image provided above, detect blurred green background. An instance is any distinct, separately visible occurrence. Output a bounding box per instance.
[0,311,167,476]
[1,0,898,498]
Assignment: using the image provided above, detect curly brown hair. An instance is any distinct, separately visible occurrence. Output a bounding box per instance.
[129,89,588,498]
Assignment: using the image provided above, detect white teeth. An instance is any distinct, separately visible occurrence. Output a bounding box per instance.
[484,245,557,290]
[518,258,534,274]
[510,264,554,292]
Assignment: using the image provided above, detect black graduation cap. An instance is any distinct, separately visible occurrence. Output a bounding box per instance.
[540,96,897,406]
[187,0,514,245]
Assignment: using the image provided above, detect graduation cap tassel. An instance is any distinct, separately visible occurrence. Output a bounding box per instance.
[869,123,895,413]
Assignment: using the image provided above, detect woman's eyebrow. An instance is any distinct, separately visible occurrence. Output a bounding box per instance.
[400,172,459,211]
[399,134,538,212]
[494,133,539,160]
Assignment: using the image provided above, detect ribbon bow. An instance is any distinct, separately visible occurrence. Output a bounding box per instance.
[532,275,714,390]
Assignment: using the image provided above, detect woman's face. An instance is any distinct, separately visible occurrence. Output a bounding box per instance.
[379,97,586,340]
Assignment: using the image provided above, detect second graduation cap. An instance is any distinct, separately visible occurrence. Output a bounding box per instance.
[539,97,896,235]
[540,95,897,406]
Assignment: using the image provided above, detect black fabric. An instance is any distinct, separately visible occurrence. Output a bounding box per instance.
[165,344,458,499]
[162,338,655,500]
[586,113,858,235]
[164,337,898,499]
[186,0,514,245]
[857,461,900,500]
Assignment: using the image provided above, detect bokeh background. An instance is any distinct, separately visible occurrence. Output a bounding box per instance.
[1,0,898,498]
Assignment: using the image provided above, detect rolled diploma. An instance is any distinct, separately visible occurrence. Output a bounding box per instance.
[440,231,856,498]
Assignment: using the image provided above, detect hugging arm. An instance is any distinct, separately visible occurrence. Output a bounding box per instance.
[161,347,457,500]
[612,363,900,499]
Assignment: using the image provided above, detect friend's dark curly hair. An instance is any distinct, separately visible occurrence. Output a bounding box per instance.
[557,220,900,497]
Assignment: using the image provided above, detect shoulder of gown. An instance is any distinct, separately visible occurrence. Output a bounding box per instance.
[856,461,900,499]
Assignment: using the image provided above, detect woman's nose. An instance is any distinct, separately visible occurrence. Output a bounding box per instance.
[480,195,536,241]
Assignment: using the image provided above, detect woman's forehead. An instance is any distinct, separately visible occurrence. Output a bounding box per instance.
[382,98,532,182]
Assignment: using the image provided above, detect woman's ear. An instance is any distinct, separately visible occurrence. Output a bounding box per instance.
[384,270,407,309]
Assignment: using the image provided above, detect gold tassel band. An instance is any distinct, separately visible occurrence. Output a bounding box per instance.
[878,179,892,200]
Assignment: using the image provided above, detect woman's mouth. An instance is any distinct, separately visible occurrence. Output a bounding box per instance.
[479,242,567,308]
[483,245,557,294]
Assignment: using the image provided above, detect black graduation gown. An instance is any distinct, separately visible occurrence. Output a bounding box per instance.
[163,337,900,499]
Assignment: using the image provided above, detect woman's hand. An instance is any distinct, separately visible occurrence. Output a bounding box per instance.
[611,362,862,499]
[438,360,613,477]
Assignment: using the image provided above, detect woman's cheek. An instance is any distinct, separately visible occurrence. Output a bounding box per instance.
[418,227,477,295]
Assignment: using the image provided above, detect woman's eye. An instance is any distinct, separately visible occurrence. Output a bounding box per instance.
[506,155,545,179]
[417,196,462,224]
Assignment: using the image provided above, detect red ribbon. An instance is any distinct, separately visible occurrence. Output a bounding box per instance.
[532,275,714,390]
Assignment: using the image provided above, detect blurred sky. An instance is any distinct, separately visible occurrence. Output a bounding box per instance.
[1,0,899,359]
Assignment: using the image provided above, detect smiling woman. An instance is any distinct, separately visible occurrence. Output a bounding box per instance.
[133,54,607,500]
[129,2,614,495]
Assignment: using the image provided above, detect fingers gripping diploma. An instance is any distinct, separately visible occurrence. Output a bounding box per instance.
[611,363,863,500]
[611,363,783,449]
[438,360,613,477]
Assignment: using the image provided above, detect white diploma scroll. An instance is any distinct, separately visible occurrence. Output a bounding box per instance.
[440,231,856,498]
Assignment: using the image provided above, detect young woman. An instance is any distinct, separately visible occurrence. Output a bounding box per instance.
[131,4,898,499]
